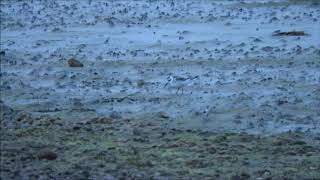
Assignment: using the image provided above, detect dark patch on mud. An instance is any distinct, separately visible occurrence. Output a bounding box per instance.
[273,30,307,36]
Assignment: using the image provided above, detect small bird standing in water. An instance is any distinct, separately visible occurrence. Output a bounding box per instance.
[164,75,199,95]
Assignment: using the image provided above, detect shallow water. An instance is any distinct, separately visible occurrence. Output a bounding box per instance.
[1,0,320,135]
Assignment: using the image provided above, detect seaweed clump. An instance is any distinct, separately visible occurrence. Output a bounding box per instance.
[272,30,307,36]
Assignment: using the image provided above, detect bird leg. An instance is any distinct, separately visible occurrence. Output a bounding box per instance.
[176,87,184,95]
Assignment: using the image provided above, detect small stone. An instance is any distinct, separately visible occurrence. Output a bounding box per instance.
[277,100,288,106]
[110,111,121,119]
[133,128,142,137]
[91,117,113,124]
[261,46,273,52]
[158,112,169,119]
[231,172,250,180]
[240,172,250,179]
[68,58,83,67]
[253,38,262,42]
[73,126,81,130]
[231,175,242,180]
[0,50,5,56]
[102,175,116,180]
[51,27,63,32]
[137,79,145,88]
[37,149,57,160]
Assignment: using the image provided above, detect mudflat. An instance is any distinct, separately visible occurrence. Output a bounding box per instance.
[1,0,320,179]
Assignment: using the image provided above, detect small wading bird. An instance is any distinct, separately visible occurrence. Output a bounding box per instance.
[164,75,199,95]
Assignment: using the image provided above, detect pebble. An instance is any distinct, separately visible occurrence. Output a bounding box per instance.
[37,149,58,160]
[110,111,122,119]
[158,112,170,119]
[68,58,83,67]
[90,117,113,124]
[137,79,145,88]
[0,50,5,56]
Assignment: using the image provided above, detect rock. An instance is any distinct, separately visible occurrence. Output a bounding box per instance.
[90,117,113,124]
[240,172,250,179]
[137,79,145,88]
[231,172,250,180]
[72,126,81,130]
[68,58,83,67]
[277,100,288,106]
[16,112,33,124]
[51,27,63,32]
[110,111,121,119]
[255,169,272,180]
[253,38,262,42]
[101,175,116,180]
[133,128,141,136]
[261,46,273,52]
[158,112,170,119]
[231,175,242,180]
[37,149,57,160]
[185,159,207,168]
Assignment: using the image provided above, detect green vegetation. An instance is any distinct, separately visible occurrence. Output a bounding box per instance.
[1,114,320,179]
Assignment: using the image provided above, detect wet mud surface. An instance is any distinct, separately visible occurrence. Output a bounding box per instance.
[1,109,320,179]
[1,0,320,134]
[1,0,320,179]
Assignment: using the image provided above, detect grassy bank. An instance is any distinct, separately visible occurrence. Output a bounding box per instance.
[1,114,320,179]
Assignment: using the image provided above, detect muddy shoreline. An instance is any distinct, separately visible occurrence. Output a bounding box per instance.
[1,0,320,179]
[1,0,320,135]
[1,107,320,179]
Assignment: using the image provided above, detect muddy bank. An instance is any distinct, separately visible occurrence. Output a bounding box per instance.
[1,0,320,135]
[1,55,320,135]
[1,109,320,179]
[1,0,320,179]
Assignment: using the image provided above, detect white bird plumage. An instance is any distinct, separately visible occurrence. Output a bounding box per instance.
[164,75,199,95]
